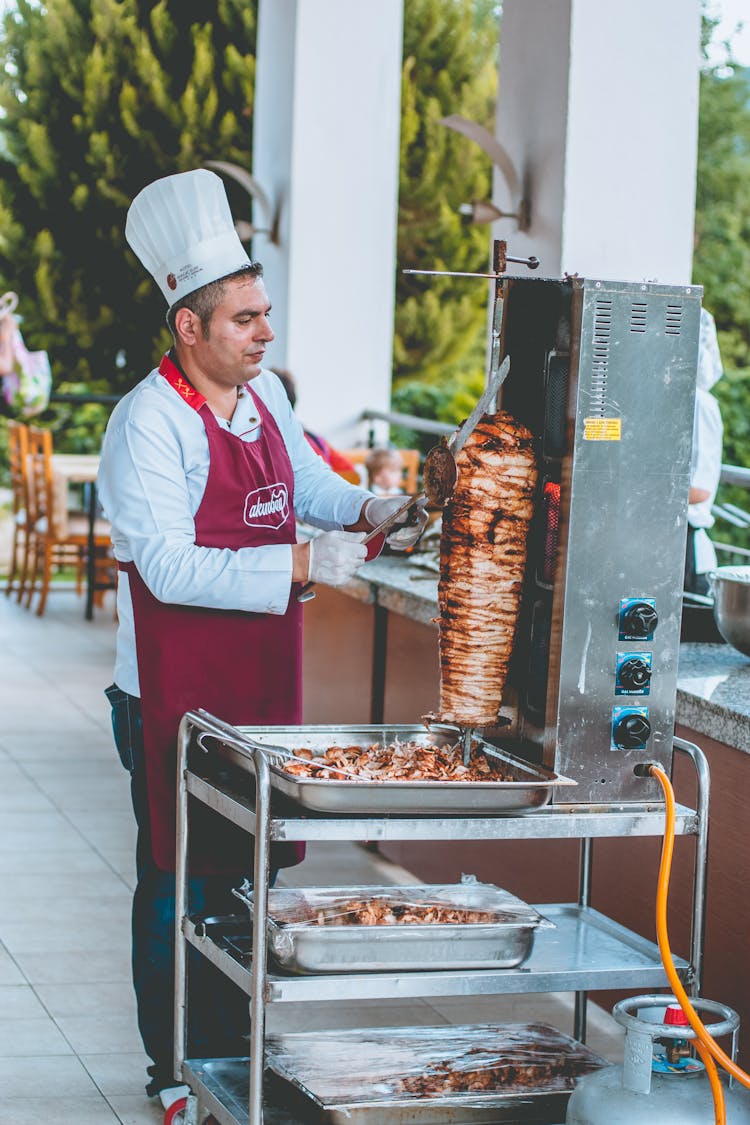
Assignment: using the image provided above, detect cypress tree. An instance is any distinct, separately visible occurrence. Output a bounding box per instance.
[693,16,750,544]
[0,0,257,394]
[396,0,499,398]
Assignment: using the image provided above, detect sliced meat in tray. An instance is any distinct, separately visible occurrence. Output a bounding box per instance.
[230,723,575,815]
[266,1022,608,1124]
[232,881,553,973]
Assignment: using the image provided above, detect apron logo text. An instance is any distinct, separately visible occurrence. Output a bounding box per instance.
[244,483,289,529]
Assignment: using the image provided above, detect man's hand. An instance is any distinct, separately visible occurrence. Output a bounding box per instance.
[308,530,367,586]
[363,495,429,551]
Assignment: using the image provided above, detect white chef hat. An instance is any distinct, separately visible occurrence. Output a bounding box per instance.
[125,169,252,305]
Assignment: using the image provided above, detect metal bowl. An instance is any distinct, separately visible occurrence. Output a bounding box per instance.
[709,566,750,656]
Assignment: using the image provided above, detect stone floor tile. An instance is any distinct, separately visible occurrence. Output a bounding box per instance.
[55,1013,143,1056]
[19,758,122,780]
[0,1053,99,1097]
[0,789,56,813]
[35,980,136,1020]
[0,848,113,875]
[0,870,130,906]
[12,948,132,985]
[1,916,131,956]
[0,1017,73,1056]
[0,983,48,1018]
[0,888,130,926]
[0,1097,120,1123]
[0,822,90,854]
[104,850,138,884]
[0,946,25,985]
[79,1050,152,1097]
[106,1095,165,1124]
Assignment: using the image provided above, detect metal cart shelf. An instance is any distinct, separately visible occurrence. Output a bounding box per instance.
[183,903,689,1002]
[174,710,709,1125]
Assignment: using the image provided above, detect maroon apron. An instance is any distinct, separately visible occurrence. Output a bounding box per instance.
[122,355,304,874]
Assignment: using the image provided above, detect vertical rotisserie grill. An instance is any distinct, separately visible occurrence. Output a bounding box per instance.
[496,276,702,803]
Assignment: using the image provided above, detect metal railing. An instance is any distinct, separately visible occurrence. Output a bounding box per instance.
[712,465,750,563]
[360,408,454,439]
[49,392,121,406]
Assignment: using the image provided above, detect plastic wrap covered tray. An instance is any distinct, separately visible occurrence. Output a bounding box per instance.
[234,723,574,814]
[265,1022,608,1123]
[233,880,553,973]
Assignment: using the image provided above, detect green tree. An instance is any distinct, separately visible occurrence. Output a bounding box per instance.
[395,0,499,419]
[0,0,257,398]
[694,32,750,372]
[694,16,750,539]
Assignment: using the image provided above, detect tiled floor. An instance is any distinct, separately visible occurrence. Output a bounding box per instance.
[0,585,623,1124]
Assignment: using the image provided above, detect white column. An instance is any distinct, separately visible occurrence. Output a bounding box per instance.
[253,0,404,444]
[494,0,702,283]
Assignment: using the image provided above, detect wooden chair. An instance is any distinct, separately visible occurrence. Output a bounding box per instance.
[336,467,362,485]
[339,448,420,494]
[25,426,112,617]
[5,420,32,603]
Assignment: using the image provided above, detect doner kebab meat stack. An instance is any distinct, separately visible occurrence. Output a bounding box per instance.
[435,412,538,727]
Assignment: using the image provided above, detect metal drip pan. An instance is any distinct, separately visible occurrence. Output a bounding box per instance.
[231,724,575,814]
[233,881,554,974]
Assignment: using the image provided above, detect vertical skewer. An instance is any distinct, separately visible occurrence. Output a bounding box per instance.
[462,727,473,766]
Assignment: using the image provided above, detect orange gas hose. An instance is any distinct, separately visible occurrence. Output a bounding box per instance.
[649,762,750,1123]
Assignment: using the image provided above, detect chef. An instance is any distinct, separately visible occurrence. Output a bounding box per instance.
[98,168,426,1101]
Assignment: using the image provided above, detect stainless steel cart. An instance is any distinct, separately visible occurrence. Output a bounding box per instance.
[173,709,709,1125]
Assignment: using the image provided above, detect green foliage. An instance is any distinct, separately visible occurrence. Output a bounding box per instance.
[694,16,750,544]
[390,367,485,454]
[694,60,750,370]
[395,0,499,394]
[39,383,113,454]
[0,0,257,400]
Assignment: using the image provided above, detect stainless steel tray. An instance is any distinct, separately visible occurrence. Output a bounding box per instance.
[233,881,553,974]
[266,1023,608,1124]
[234,724,575,814]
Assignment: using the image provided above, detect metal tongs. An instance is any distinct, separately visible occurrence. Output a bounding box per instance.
[241,737,369,783]
[195,709,368,783]
[297,486,426,604]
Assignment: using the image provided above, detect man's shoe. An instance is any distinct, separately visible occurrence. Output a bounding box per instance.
[159,1084,191,1109]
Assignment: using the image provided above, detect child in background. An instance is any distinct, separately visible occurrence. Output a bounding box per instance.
[365,448,405,496]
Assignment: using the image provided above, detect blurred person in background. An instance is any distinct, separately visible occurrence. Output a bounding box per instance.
[365,447,406,496]
[685,307,724,597]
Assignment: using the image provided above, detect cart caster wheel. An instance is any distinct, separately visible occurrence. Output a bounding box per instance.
[163,1097,188,1125]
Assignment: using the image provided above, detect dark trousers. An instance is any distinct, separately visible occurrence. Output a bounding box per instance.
[684,526,711,597]
[105,685,251,1095]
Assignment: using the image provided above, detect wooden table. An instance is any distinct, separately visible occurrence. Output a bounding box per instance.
[51,453,104,620]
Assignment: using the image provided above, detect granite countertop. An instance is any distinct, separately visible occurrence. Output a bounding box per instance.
[676,643,750,753]
[344,553,440,629]
[346,554,750,755]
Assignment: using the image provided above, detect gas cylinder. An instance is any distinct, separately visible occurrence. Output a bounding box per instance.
[566,994,750,1125]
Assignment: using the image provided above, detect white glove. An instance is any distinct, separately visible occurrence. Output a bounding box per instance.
[308,530,367,586]
[363,495,429,551]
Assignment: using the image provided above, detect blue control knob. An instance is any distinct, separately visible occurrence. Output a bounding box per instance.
[618,657,652,692]
[621,602,658,638]
[613,711,651,750]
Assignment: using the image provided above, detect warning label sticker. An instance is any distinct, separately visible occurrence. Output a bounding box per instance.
[584,417,622,441]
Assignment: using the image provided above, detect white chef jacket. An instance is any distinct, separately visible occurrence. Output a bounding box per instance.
[98,365,372,696]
